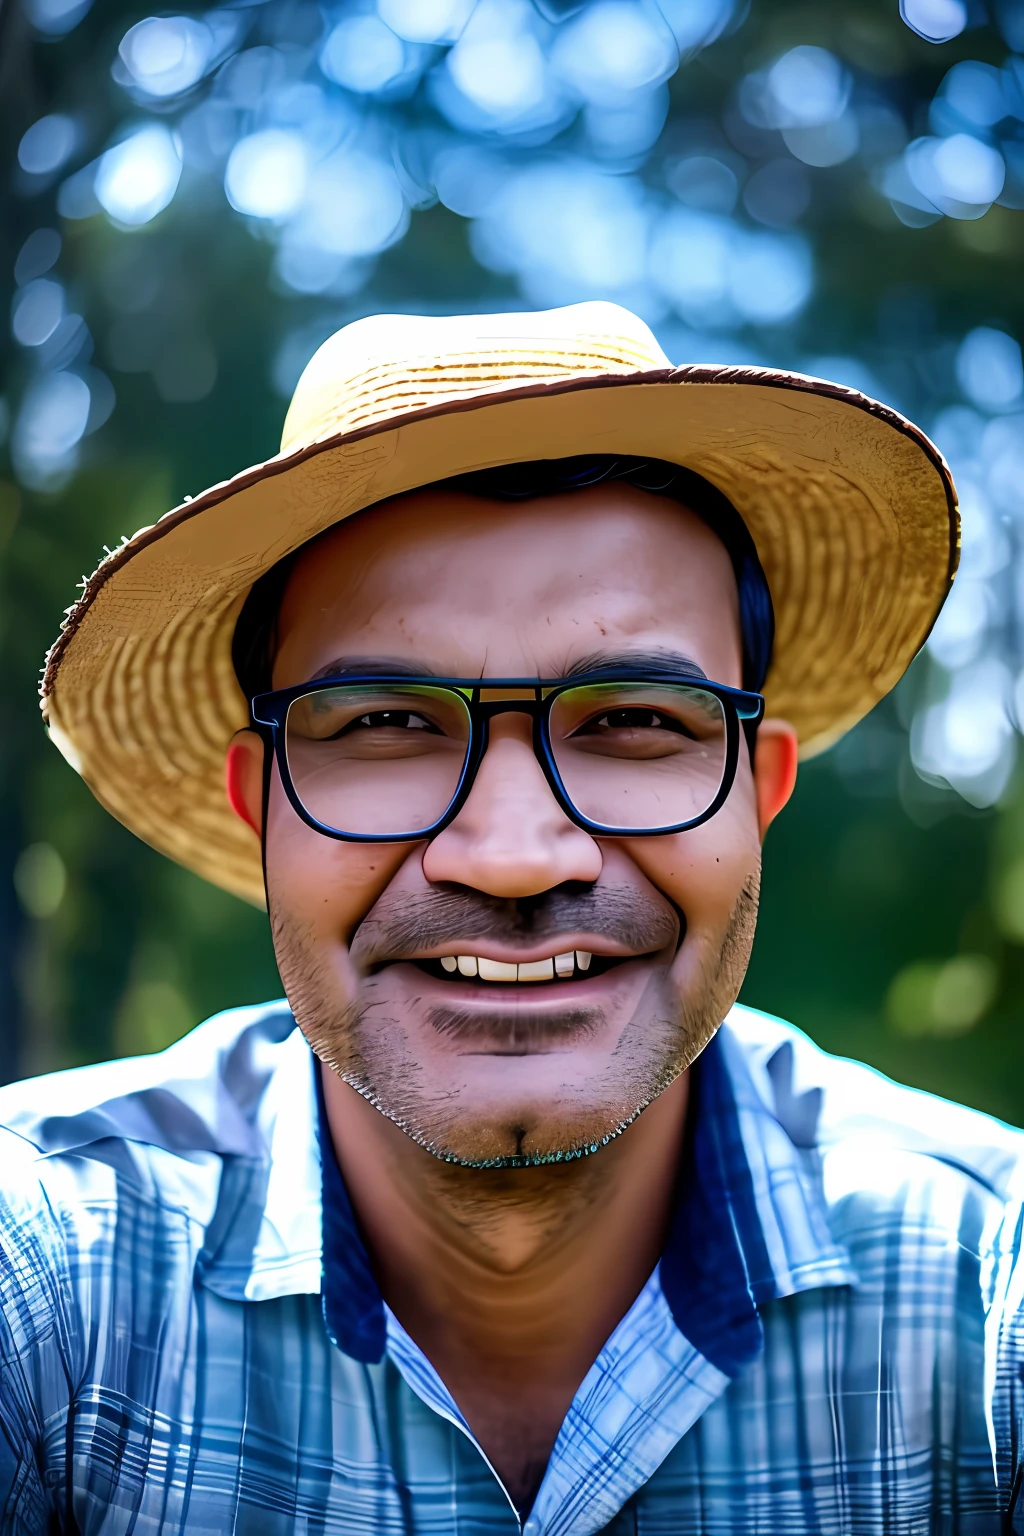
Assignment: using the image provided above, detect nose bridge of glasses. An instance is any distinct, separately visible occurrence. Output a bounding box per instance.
[476,686,542,720]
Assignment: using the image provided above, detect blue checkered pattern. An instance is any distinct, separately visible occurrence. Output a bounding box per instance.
[2,1000,1024,1533]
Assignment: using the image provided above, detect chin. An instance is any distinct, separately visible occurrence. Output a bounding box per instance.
[343,1051,669,1168]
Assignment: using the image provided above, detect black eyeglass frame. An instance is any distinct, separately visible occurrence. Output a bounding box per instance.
[249,669,766,844]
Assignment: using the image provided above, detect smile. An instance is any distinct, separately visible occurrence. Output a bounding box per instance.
[414,951,628,984]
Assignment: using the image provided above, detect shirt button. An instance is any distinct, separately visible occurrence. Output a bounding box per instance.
[523,1520,539,1536]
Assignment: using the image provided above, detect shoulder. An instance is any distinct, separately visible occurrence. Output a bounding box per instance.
[0,1001,317,1404]
[722,1005,1024,1256]
[0,1000,302,1245]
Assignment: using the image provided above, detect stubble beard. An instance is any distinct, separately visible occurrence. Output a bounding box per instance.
[270,865,761,1169]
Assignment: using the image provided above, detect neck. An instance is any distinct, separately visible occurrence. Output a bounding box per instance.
[321,1069,689,1511]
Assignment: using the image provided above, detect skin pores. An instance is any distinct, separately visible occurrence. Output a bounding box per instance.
[236,484,795,1167]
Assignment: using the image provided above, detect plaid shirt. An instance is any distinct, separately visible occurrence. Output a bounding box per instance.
[2,1000,1024,1534]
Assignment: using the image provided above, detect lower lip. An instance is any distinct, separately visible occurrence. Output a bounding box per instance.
[385,958,651,1013]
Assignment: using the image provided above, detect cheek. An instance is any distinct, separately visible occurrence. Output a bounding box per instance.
[623,765,760,932]
[263,778,407,944]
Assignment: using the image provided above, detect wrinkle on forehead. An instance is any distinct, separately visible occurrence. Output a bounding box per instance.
[272,484,742,690]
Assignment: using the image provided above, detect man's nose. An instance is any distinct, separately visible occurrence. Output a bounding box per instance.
[421,714,602,897]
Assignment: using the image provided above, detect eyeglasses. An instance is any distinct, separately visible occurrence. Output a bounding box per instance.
[250,670,765,843]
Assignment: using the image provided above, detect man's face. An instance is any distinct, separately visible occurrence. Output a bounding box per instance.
[241,484,793,1166]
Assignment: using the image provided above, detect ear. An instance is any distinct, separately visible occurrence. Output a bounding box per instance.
[225,730,265,837]
[753,719,799,839]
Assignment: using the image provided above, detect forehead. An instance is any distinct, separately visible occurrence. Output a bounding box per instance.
[272,482,742,686]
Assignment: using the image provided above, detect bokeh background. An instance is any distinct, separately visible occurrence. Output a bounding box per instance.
[2,0,1024,1117]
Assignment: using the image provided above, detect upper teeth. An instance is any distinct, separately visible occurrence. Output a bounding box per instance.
[439,951,593,981]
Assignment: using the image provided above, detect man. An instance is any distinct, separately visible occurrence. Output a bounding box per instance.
[2,301,1017,1534]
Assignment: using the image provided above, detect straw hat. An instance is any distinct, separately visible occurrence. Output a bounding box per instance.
[41,301,958,908]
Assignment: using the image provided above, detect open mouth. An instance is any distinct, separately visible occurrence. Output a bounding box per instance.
[413,951,630,984]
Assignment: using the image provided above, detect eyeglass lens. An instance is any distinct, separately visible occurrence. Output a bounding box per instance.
[285,684,472,836]
[284,681,729,837]
[548,681,728,832]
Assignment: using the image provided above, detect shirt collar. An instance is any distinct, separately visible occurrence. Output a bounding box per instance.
[315,1060,387,1360]
[659,1022,854,1375]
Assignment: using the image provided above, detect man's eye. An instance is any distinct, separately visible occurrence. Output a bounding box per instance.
[348,710,435,732]
[592,709,677,731]
[576,707,701,744]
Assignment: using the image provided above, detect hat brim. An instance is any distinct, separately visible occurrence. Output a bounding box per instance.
[41,365,958,907]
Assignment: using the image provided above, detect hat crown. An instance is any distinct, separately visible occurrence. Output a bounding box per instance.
[280,301,670,456]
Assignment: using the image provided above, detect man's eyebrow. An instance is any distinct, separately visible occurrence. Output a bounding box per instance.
[304,651,709,684]
[562,649,709,680]
[306,657,439,683]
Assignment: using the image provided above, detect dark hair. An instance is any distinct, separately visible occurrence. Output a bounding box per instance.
[231,455,774,700]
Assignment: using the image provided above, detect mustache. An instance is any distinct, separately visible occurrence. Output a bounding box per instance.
[349,882,681,968]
